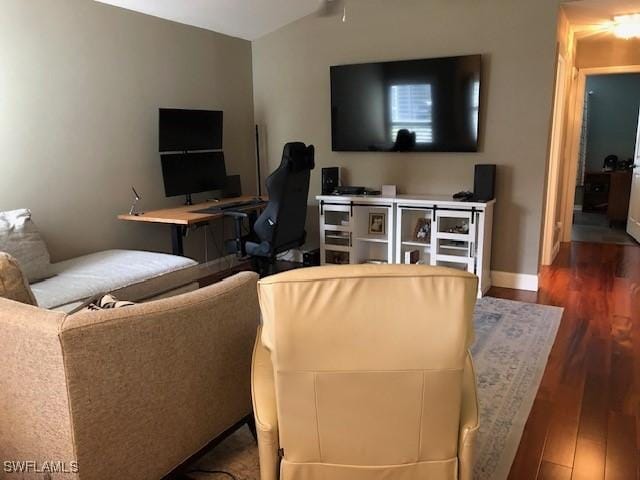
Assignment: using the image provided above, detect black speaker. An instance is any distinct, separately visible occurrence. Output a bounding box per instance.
[303,248,321,266]
[321,167,340,195]
[222,175,242,198]
[473,164,496,201]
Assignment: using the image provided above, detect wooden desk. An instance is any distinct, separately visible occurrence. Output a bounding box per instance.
[118,195,267,256]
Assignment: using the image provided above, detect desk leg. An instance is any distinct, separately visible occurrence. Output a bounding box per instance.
[171,225,185,256]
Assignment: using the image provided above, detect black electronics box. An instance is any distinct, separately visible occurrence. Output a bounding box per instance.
[322,167,341,195]
[303,248,321,267]
[473,164,496,201]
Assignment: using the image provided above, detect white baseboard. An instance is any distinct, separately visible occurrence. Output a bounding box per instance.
[491,271,539,291]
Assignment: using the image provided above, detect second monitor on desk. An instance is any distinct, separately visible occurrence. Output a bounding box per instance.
[161,151,228,206]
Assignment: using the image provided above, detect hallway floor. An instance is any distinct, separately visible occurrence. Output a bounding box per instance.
[489,242,640,480]
[572,211,636,246]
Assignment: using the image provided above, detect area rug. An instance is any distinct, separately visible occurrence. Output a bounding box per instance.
[189,297,563,480]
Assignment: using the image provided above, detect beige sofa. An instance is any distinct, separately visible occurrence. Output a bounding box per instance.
[0,271,260,480]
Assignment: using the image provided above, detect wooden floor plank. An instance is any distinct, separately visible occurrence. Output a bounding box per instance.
[490,242,640,480]
[507,398,554,480]
[605,412,638,480]
[571,437,606,480]
[539,461,573,480]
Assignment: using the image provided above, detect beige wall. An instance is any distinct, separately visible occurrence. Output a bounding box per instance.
[253,0,561,275]
[576,37,640,69]
[0,0,255,262]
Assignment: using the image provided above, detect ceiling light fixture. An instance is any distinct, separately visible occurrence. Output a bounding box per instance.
[613,13,640,39]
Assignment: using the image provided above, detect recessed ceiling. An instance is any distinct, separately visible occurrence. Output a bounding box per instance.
[563,0,640,37]
[94,0,322,41]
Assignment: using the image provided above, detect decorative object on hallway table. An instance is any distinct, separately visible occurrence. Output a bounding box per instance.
[413,218,430,241]
[368,212,386,235]
[129,186,143,216]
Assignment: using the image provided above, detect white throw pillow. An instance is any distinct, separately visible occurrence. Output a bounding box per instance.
[0,209,52,283]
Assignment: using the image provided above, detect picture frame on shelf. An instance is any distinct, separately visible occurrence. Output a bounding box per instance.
[368,212,386,235]
[413,218,430,242]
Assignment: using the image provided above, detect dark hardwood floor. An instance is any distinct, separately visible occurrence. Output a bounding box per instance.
[488,242,640,480]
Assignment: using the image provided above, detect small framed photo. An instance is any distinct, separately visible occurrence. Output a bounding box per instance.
[368,212,386,235]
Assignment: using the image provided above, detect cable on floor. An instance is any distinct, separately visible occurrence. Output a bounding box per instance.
[187,469,238,479]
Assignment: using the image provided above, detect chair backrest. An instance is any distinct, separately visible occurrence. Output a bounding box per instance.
[257,265,478,479]
[254,142,315,255]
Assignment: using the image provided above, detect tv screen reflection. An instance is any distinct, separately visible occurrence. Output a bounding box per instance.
[330,55,481,152]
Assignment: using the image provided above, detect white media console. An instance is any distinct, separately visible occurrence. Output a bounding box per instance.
[316,194,495,296]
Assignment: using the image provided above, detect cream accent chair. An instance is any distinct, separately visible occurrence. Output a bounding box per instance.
[252,265,479,480]
[0,271,259,480]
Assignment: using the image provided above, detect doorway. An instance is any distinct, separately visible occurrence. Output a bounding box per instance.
[569,72,640,245]
[562,66,640,245]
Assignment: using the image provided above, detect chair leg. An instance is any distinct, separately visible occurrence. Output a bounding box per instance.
[246,415,258,443]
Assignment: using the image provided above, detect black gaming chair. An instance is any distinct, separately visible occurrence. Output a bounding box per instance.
[226,142,315,275]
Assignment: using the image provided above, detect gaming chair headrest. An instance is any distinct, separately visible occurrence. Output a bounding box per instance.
[282,142,315,173]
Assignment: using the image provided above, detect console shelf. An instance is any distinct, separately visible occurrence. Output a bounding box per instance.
[317,194,494,297]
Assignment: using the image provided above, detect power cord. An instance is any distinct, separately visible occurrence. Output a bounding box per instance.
[186,469,238,479]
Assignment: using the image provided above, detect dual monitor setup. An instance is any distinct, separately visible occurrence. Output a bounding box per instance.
[159,53,488,208]
[159,108,235,206]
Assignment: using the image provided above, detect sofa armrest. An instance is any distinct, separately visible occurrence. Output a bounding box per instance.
[0,299,76,476]
[252,325,280,480]
[459,350,479,480]
[60,271,259,480]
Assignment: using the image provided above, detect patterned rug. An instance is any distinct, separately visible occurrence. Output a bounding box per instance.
[189,297,563,480]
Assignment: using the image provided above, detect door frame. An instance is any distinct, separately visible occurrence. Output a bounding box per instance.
[541,53,568,265]
[559,64,640,243]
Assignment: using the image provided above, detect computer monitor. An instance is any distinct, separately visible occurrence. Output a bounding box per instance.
[159,109,223,152]
[161,151,227,204]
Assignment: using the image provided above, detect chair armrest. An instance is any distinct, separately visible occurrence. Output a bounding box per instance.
[224,211,249,219]
[459,351,479,480]
[252,325,280,480]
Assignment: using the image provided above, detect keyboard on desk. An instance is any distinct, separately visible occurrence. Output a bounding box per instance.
[193,199,265,215]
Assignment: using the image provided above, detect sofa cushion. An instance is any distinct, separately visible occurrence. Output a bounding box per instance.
[0,252,37,306]
[0,209,51,282]
[31,249,197,309]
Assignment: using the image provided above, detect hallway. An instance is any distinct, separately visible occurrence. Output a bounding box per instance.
[490,242,640,479]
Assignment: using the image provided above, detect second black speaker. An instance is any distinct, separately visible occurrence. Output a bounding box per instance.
[321,167,341,195]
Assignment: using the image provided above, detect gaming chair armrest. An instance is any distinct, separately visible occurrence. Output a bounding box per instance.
[223,211,249,219]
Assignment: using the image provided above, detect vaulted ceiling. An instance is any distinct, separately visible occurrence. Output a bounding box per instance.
[94,0,322,40]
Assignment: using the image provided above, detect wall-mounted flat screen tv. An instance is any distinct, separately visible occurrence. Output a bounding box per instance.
[159,108,223,152]
[330,55,481,152]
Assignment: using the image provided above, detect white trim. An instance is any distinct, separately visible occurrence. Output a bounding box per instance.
[541,53,568,266]
[491,271,539,291]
